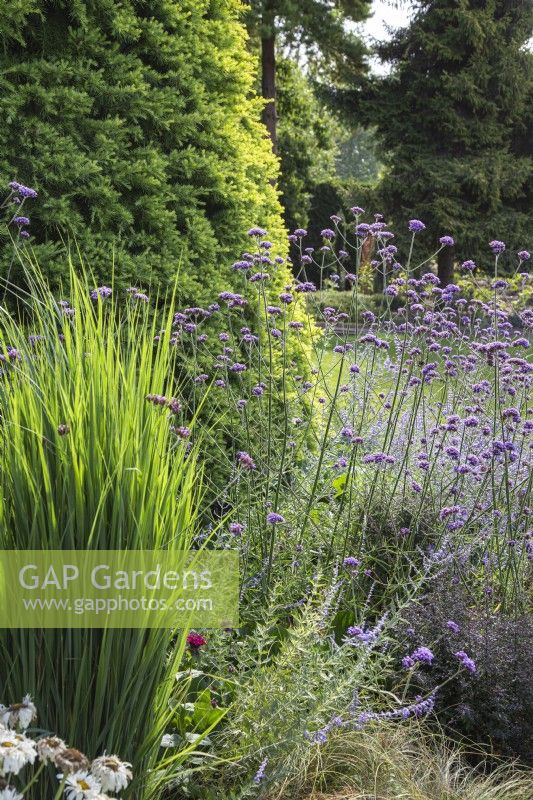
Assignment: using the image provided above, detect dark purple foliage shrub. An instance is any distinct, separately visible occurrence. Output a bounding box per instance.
[402,579,533,764]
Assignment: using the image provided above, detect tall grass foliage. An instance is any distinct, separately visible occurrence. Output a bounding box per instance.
[0,257,202,797]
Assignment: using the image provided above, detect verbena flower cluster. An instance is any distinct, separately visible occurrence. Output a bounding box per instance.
[117,209,532,615]
[1,182,37,242]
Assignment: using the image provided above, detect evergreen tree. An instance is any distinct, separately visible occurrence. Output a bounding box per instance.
[276,58,381,234]
[247,0,370,152]
[368,0,533,284]
[0,0,287,300]
[510,64,533,225]
[276,57,339,232]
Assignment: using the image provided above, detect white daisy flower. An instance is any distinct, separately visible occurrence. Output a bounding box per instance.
[16,696,37,731]
[54,748,90,774]
[62,770,102,799]
[0,696,37,731]
[37,735,67,763]
[0,785,23,799]
[91,754,132,793]
[0,730,37,776]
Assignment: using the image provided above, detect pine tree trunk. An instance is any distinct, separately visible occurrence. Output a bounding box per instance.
[438,246,455,287]
[261,10,277,153]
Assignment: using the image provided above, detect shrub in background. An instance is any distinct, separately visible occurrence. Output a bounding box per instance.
[311,288,402,322]
[0,0,286,302]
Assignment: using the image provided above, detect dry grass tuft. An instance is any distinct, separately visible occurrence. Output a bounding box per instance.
[264,723,533,800]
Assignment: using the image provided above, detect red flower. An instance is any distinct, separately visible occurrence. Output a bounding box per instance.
[187,632,207,650]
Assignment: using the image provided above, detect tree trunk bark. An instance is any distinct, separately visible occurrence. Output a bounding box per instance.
[261,12,277,153]
[438,246,455,287]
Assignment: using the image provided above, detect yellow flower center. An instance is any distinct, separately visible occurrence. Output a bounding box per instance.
[78,779,90,790]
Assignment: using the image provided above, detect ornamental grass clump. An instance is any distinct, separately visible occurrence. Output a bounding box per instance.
[0,254,205,797]
[292,726,533,800]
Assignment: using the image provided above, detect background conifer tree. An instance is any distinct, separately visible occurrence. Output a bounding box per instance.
[367,0,533,283]
[247,0,370,152]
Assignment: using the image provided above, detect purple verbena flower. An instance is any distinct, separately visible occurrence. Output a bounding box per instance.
[446,620,460,634]
[343,556,360,568]
[411,646,434,664]
[229,522,244,536]
[8,180,38,198]
[90,286,112,300]
[237,451,256,470]
[489,240,506,255]
[266,512,285,524]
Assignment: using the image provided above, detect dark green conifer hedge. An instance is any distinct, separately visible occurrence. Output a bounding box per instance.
[0,0,287,300]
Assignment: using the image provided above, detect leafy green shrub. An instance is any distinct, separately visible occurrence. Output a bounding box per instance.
[456,273,533,314]
[311,289,401,323]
